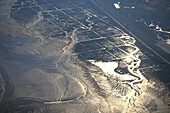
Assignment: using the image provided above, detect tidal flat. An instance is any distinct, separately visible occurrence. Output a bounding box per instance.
[0,0,169,113]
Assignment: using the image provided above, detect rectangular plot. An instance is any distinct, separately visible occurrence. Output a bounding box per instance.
[97,29,116,37]
[74,40,102,53]
[31,6,44,12]
[74,43,89,53]
[35,0,47,5]
[95,39,116,49]
[62,7,82,15]
[49,11,66,18]
[80,50,117,61]
[41,5,56,11]
[42,13,53,19]
[108,48,127,58]
[72,14,88,21]
[48,18,64,27]
[94,30,112,37]
[106,37,124,46]
[81,31,99,39]
[81,40,102,50]
[61,26,74,33]
[71,7,84,13]
[76,35,89,42]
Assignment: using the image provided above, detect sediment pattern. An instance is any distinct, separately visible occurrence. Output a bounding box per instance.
[0,0,169,113]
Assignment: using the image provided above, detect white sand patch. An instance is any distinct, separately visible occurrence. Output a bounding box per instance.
[89,60,137,83]
[89,60,118,75]
[166,39,170,45]
[123,56,133,63]
[113,3,120,9]
[120,74,136,81]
